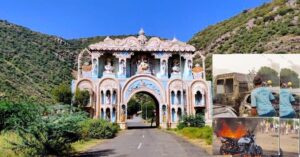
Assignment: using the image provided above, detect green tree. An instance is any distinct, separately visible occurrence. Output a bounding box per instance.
[142,101,156,120]
[74,88,90,108]
[257,66,279,86]
[11,110,87,156]
[0,102,43,131]
[51,83,72,104]
[280,68,299,88]
[127,98,140,116]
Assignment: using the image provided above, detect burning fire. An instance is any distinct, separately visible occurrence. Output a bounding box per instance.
[216,120,247,139]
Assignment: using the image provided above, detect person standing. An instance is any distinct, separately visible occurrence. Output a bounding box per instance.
[251,75,276,117]
[279,82,296,118]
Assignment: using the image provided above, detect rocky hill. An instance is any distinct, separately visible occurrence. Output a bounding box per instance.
[189,0,300,80]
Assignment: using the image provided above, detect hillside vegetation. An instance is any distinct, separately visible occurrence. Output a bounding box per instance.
[0,20,76,102]
[0,20,131,102]
[189,0,300,79]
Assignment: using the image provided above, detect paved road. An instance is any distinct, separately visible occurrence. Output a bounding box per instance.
[78,117,210,157]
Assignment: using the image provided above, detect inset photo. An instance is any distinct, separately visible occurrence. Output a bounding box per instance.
[213,54,280,118]
[213,117,279,156]
[279,118,299,157]
[279,54,300,118]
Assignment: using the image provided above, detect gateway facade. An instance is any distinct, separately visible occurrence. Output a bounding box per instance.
[72,29,211,129]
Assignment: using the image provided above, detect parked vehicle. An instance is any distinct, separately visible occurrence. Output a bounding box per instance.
[213,104,238,118]
[214,72,254,116]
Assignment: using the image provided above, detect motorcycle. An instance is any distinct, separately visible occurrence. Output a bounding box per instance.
[219,131,263,156]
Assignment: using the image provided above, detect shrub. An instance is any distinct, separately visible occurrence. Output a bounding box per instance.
[178,126,213,145]
[51,83,72,104]
[0,102,43,131]
[10,110,88,156]
[79,119,119,139]
[177,114,205,129]
[74,88,90,108]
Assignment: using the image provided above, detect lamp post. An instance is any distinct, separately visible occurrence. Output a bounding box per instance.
[146,103,148,123]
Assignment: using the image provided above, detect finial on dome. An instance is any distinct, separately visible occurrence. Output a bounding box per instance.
[172,36,178,42]
[139,28,145,35]
[104,36,111,41]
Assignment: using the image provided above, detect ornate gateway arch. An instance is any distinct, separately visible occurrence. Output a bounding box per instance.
[72,29,212,129]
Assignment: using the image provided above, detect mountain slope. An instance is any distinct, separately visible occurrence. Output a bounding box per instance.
[189,0,300,79]
[0,20,131,103]
[0,20,79,102]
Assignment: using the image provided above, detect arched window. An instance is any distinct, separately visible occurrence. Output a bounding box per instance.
[171,91,175,105]
[183,91,186,106]
[101,91,104,104]
[195,91,202,106]
[177,108,182,122]
[101,108,104,119]
[162,105,167,122]
[172,108,176,122]
[177,91,181,105]
[106,90,111,105]
[106,108,111,121]
[112,108,116,123]
[112,90,117,104]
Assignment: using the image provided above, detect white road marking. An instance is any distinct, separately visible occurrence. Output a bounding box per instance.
[142,135,145,138]
[137,142,142,149]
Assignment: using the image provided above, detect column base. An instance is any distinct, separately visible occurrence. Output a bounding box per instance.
[118,122,127,130]
[103,73,116,78]
[170,73,181,79]
[183,74,193,80]
[170,123,178,128]
[160,123,168,129]
[117,74,126,78]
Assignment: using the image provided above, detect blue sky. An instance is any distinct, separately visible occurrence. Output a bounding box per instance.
[0,0,270,41]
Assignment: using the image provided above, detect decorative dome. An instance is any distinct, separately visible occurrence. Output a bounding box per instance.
[89,29,196,52]
[172,37,178,42]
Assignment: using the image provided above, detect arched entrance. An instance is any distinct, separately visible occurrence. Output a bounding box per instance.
[121,74,166,129]
[126,92,160,128]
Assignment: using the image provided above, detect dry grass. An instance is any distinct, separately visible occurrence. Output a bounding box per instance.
[71,139,105,153]
[167,127,213,155]
[0,132,105,157]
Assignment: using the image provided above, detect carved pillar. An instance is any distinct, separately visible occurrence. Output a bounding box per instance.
[103,108,106,120]
[110,107,113,122]
[181,53,194,80]
[113,52,133,78]
[110,89,113,105]
[104,90,107,105]
[181,90,184,106]
[201,55,206,80]
[152,52,172,79]
[91,52,103,78]
[174,108,177,123]
[174,92,178,105]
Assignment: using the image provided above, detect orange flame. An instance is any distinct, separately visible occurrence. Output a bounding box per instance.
[217,120,247,139]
